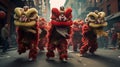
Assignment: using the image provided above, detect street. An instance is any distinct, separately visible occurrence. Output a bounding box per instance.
[0,48,120,67]
[0,0,120,67]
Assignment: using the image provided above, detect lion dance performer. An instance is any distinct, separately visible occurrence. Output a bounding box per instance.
[71,19,83,51]
[14,6,40,61]
[80,10,108,56]
[46,6,73,61]
[38,17,47,51]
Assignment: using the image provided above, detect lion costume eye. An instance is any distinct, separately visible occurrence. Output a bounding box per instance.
[26,8,38,20]
[86,12,98,22]
[87,16,96,22]
[29,13,38,20]
[90,16,96,20]
[29,13,34,17]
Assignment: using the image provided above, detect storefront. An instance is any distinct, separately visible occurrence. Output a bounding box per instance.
[113,21,120,32]
[106,12,120,31]
[0,0,25,47]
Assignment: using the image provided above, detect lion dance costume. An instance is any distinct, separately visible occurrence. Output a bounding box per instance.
[14,6,40,61]
[46,6,73,61]
[71,19,83,51]
[38,18,47,51]
[80,10,108,56]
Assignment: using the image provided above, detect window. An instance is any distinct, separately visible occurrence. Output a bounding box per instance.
[107,4,111,16]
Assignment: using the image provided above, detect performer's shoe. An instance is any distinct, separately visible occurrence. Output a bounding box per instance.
[60,58,67,63]
[89,52,96,56]
[80,53,88,57]
[18,51,22,55]
[46,57,54,61]
[73,49,77,52]
[28,58,35,62]
[18,49,26,55]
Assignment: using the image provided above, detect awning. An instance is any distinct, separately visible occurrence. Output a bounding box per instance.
[105,12,120,21]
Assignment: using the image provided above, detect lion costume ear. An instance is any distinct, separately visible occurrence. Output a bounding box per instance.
[65,8,72,19]
[52,8,60,17]
[87,12,98,18]
[26,8,38,17]
[98,12,106,18]
[14,7,23,17]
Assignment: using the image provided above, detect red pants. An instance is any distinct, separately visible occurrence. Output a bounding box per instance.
[38,37,47,51]
[17,31,39,60]
[46,39,68,60]
[18,40,38,60]
[80,38,98,54]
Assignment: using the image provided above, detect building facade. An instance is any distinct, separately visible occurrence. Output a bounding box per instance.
[0,0,27,34]
[77,0,98,20]
[97,0,120,31]
[0,0,27,47]
[64,0,80,20]
[64,0,98,20]
[34,0,50,21]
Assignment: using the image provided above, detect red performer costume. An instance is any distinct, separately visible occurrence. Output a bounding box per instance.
[71,19,83,51]
[38,18,47,51]
[14,6,40,61]
[46,6,73,61]
[80,10,108,56]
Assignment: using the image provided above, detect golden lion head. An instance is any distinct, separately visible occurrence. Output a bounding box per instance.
[85,10,107,28]
[14,6,38,27]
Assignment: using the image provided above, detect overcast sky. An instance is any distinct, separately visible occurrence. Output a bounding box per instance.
[50,0,66,9]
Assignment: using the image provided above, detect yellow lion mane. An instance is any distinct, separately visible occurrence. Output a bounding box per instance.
[14,7,38,27]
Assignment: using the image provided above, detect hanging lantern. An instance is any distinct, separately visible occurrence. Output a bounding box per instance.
[0,11,6,19]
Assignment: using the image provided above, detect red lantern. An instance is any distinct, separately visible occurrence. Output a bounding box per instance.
[0,11,6,19]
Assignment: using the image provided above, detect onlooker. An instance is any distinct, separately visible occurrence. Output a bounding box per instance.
[1,24,9,53]
[111,28,118,49]
[103,35,109,48]
[97,35,108,48]
[117,33,120,49]
[107,29,112,46]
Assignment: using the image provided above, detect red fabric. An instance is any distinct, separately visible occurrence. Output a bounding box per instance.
[65,8,72,19]
[52,8,60,16]
[38,37,47,50]
[80,24,98,54]
[80,37,98,54]
[16,22,39,60]
[70,22,82,51]
[51,8,60,20]
[82,24,90,35]
[71,32,82,51]
[46,7,72,60]
[39,18,47,29]
[46,39,68,60]
[51,8,72,20]
[51,20,73,26]
[112,32,118,40]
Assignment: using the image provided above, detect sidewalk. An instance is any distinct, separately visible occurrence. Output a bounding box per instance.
[0,45,17,55]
